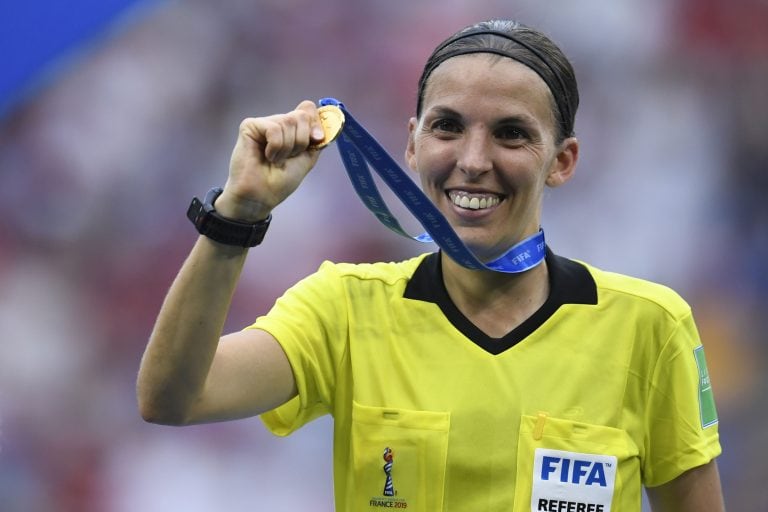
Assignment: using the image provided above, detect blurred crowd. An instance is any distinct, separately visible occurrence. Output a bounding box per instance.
[0,0,766,510]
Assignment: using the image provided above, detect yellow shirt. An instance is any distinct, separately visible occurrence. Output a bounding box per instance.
[251,251,721,512]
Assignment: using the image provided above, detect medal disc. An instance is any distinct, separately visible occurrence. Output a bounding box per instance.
[312,105,345,149]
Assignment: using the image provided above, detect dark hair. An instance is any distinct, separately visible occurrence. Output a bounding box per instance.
[416,19,579,141]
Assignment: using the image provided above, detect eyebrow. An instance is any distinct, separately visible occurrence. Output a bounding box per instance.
[422,106,461,121]
[426,105,539,129]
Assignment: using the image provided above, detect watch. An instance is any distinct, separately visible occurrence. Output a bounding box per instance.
[186,187,271,247]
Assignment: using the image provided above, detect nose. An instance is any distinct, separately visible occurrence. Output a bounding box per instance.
[456,129,492,178]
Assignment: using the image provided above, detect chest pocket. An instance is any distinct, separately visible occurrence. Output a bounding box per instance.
[513,413,640,512]
[345,401,450,512]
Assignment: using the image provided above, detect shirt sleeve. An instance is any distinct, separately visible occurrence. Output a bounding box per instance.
[642,310,722,486]
[247,261,348,436]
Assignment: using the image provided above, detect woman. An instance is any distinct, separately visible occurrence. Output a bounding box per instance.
[137,19,725,511]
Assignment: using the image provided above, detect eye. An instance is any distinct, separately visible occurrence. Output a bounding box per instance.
[495,124,528,141]
[430,118,462,134]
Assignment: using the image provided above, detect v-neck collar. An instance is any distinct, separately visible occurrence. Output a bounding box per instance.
[403,248,598,355]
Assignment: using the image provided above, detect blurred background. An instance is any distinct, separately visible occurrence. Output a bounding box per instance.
[1,0,766,510]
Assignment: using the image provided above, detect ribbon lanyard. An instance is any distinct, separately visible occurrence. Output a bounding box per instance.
[319,97,546,273]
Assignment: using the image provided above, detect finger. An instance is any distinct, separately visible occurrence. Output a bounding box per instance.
[238,116,284,160]
[274,115,297,164]
[262,117,287,163]
[296,100,325,144]
[287,109,314,159]
[273,108,317,162]
[238,117,267,145]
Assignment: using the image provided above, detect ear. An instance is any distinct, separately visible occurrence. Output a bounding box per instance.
[545,137,579,188]
[405,117,418,171]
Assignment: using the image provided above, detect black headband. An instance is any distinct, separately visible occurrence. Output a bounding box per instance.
[418,29,574,136]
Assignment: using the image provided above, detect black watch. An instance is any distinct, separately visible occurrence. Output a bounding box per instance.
[186,187,271,247]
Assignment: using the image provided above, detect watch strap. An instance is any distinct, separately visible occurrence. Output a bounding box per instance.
[187,187,271,247]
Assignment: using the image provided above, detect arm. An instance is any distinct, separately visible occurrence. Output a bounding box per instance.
[137,100,326,425]
[646,459,725,512]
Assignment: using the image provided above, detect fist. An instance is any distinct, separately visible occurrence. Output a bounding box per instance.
[215,100,327,222]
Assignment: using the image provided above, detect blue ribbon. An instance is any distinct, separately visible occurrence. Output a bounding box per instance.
[319,97,546,273]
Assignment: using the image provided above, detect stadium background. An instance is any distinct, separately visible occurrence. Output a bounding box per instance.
[1,0,766,510]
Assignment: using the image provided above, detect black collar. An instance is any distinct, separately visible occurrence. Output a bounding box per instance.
[403,249,598,355]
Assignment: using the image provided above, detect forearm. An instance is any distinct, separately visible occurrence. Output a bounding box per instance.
[137,235,249,425]
[137,101,323,425]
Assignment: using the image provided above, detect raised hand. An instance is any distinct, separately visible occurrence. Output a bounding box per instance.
[215,100,326,222]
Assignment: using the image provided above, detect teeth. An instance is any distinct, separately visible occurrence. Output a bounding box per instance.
[449,192,500,210]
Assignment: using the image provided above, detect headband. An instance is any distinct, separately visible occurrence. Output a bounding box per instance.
[418,29,574,136]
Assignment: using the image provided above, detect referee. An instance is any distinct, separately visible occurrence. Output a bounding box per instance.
[137,19,725,511]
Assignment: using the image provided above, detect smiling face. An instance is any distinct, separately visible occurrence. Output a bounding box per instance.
[406,54,578,262]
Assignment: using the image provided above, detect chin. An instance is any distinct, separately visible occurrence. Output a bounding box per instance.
[455,235,502,261]
[459,230,532,261]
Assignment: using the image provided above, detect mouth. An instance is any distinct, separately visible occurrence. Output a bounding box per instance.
[447,190,503,211]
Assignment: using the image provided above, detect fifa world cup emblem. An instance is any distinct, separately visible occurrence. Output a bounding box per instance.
[382,447,395,496]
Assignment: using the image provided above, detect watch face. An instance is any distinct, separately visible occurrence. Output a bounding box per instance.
[203,187,225,211]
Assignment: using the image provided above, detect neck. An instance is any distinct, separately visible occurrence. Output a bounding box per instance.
[441,252,550,338]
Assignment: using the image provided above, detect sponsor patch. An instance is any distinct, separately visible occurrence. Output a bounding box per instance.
[694,346,718,428]
[531,448,616,512]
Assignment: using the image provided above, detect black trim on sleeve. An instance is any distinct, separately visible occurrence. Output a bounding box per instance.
[403,248,598,355]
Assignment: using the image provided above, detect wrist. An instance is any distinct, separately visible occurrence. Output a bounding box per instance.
[213,191,272,223]
[187,188,272,247]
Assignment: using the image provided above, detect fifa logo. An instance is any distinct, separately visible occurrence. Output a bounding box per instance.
[540,455,609,487]
[382,447,395,496]
[370,447,407,508]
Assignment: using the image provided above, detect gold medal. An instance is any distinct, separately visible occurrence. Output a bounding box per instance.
[312,105,345,149]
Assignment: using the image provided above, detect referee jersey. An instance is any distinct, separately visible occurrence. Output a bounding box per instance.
[250,249,721,511]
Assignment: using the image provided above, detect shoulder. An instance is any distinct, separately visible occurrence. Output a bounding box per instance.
[278,254,431,306]
[315,254,430,286]
[577,259,692,321]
